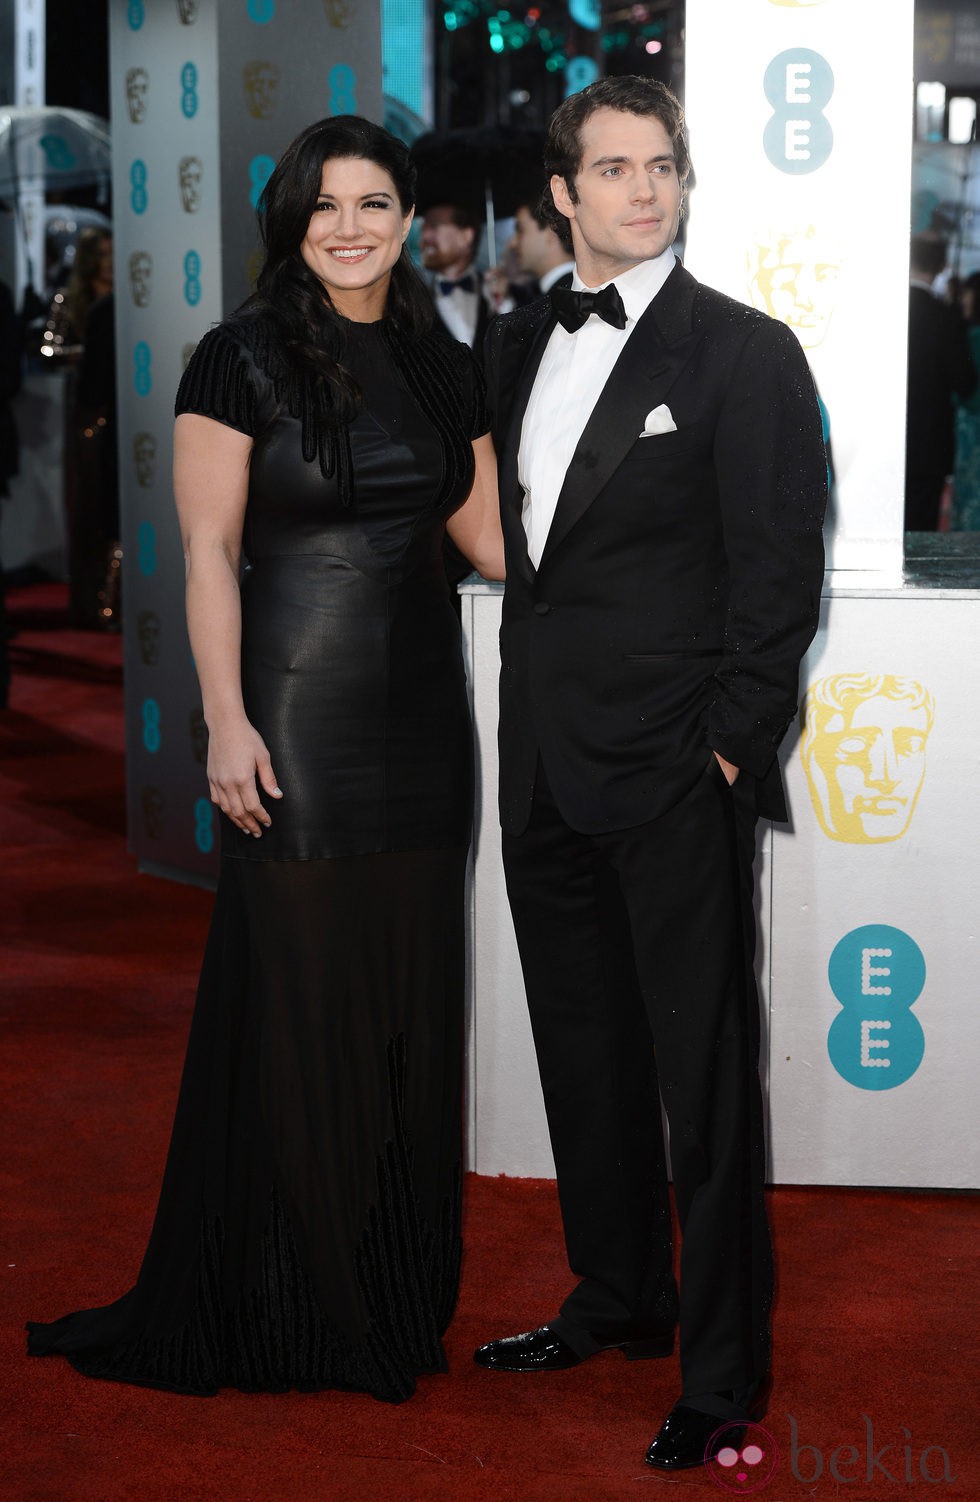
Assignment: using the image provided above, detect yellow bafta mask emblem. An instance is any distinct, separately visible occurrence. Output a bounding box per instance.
[801,674,935,844]
[323,0,352,27]
[129,251,152,307]
[176,0,198,22]
[133,432,156,486]
[748,227,840,350]
[243,61,281,120]
[178,156,203,213]
[125,68,149,124]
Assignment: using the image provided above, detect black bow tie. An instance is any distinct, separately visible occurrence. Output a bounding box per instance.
[438,274,477,296]
[550,282,627,332]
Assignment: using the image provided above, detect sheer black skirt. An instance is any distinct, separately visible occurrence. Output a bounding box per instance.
[27,847,466,1404]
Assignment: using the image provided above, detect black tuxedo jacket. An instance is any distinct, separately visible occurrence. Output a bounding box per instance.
[484,262,827,836]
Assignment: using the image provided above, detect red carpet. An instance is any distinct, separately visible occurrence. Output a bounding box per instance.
[2,582,979,1502]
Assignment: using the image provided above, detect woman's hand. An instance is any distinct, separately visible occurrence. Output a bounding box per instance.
[206,716,283,837]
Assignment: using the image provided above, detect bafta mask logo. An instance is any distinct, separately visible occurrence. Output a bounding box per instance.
[189,707,209,764]
[748,226,840,350]
[125,67,149,124]
[322,0,352,27]
[141,785,165,840]
[801,674,936,845]
[129,250,153,307]
[175,0,198,21]
[133,431,156,487]
[178,155,203,213]
[137,610,161,667]
[244,247,264,290]
[182,342,198,371]
[243,61,281,119]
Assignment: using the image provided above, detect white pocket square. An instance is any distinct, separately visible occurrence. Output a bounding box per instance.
[639,403,677,437]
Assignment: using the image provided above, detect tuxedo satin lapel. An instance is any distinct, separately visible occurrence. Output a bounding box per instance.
[539,264,701,567]
[500,307,557,580]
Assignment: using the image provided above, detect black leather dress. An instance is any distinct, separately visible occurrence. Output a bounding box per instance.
[27,309,487,1403]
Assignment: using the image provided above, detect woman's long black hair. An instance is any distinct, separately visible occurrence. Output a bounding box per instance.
[253,115,434,421]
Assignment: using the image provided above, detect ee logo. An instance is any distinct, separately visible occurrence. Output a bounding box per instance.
[130,160,148,215]
[181,61,199,118]
[128,0,144,28]
[184,250,202,305]
[142,698,161,753]
[827,925,925,1090]
[249,154,275,209]
[133,341,152,396]
[248,0,276,21]
[137,520,157,577]
[763,49,833,174]
[328,63,357,115]
[194,797,215,853]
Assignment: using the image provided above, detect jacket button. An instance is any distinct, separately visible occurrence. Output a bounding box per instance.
[533,601,551,615]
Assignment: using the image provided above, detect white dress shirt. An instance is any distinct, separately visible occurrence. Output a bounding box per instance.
[538,260,576,294]
[519,248,676,568]
[432,272,481,347]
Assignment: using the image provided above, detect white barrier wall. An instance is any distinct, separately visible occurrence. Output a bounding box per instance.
[770,589,980,1188]
[462,580,980,1190]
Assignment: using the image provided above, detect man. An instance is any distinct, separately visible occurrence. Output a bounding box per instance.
[419,200,494,349]
[905,233,977,530]
[475,77,827,1471]
[509,197,575,301]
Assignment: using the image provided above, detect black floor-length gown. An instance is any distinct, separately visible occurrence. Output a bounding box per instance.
[27,309,488,1403]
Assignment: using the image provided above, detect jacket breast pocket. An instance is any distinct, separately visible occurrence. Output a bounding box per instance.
[627,419,709,461]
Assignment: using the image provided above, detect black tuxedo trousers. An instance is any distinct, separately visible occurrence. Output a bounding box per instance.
[503,756,771,1395]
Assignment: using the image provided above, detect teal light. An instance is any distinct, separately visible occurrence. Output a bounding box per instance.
[490,31,505,51]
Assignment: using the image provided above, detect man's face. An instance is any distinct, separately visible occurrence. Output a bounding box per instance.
[419,206,475,276]
[551,108,682,287]
[805,694,931,844]
[509,207,557,279]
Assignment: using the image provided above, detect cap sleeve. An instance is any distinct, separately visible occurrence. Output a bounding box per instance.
[174,324,257,436]
[457,343,489,441]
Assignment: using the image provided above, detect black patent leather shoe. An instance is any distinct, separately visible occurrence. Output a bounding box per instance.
[645,1404,742,1470]
[473,1323,673,1372]
[645,1379,771,1471]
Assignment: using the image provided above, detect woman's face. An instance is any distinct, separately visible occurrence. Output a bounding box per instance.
[299,156,412,319]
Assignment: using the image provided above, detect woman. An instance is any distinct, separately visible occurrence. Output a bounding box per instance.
[28,116,503,1402]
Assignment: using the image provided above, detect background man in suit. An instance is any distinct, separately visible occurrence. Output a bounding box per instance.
[905,233,977,530]
[485,196,575,312]
[419,200,495,349]
[509,197,575,300]
[474,76,827,1471]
